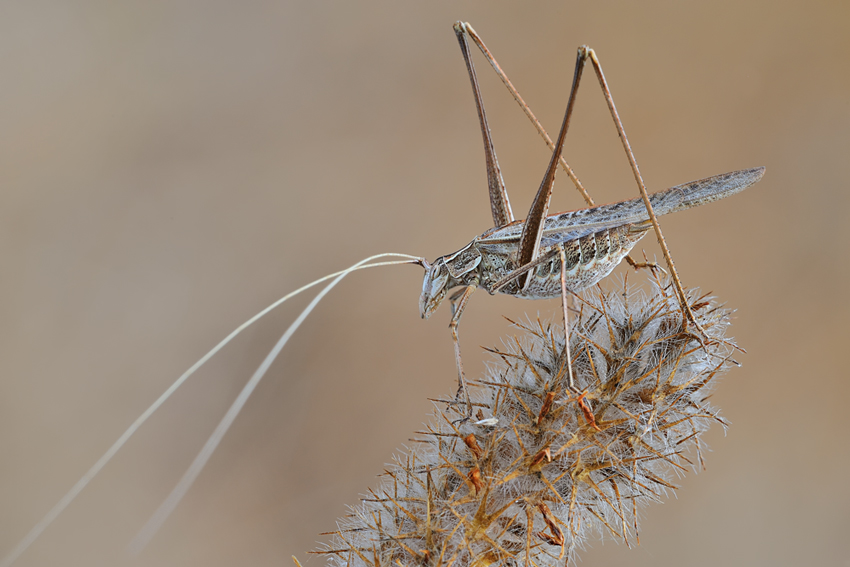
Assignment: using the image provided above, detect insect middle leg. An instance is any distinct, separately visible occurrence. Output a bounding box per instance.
[558,244,576,392]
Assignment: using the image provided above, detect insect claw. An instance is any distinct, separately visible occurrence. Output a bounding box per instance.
[682,319,712,347]
[625,252,666,274]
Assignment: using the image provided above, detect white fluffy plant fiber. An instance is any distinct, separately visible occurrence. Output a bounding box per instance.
[319,277,738,566]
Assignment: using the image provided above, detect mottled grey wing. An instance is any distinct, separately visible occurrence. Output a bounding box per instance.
[478,167,764,244]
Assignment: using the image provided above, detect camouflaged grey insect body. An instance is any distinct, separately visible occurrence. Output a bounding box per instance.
[422,22,764,414]
[419,167,764,320]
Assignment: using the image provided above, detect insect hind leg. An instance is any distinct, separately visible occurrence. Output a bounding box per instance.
[459,23,665,291]
[455,21,594,208]
[577,46,708,340]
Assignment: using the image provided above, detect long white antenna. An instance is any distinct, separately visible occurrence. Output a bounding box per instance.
[1,253,424,567]
[128,253,421,552]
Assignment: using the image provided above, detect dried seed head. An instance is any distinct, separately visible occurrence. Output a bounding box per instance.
[319,279,738,566]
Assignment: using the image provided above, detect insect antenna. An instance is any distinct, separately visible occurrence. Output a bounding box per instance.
[0,252,425,567]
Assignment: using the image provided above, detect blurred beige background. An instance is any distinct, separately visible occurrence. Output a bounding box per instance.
[0,1,848,566]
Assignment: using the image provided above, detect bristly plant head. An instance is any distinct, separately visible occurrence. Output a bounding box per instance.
[319,277,738,566]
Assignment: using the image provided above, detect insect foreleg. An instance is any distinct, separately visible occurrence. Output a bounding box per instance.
[448,285,476,418]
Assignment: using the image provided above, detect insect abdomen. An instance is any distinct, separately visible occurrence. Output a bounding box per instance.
[516,224,650,299]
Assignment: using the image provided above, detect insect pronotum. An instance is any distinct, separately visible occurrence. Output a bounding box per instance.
[1,21,764,566]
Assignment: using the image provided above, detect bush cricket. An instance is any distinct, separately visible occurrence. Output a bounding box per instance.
[421,22,763,416]
[0,20,764,566]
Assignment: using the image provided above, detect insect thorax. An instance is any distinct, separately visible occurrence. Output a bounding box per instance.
[477,223,651,299]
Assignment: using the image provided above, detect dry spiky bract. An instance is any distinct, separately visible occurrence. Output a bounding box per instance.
[320,279,738,566]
